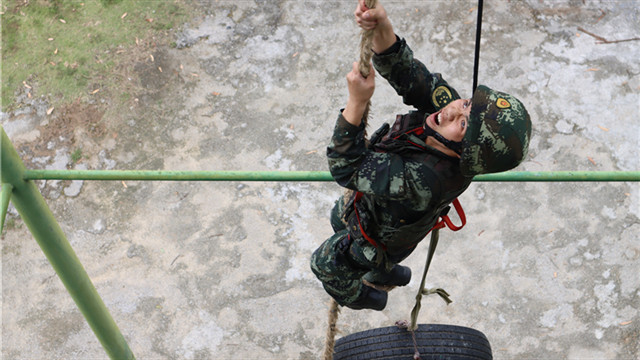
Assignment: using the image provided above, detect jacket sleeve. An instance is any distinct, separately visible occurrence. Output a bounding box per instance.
[373,37,460,113]
[327,112,436,208]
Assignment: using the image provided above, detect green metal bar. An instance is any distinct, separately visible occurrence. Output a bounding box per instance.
[1,183,13,232]
[23,169,640,182]
[474,171,640,182]
[24,169,336,182]
[1,128,135,360]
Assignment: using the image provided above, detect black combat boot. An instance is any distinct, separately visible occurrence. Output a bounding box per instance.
[365,264,412,287]
[345,285,388,311]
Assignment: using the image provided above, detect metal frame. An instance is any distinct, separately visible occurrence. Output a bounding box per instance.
[1,128,134,359]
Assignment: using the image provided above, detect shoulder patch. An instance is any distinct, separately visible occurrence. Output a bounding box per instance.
[432,85,453,109]
[496,98,511,109]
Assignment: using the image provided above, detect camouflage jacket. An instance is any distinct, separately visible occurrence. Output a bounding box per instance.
[327,37,472,254]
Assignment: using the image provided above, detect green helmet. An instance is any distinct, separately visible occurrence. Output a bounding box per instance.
[460,85,532,176]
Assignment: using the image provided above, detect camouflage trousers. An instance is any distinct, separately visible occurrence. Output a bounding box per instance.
[310,198,415,306]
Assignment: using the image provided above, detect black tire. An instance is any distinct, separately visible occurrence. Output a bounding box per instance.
[333,324,492,360]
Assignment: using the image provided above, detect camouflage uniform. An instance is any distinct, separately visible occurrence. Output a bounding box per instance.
[310,36,532,307]
[310,37,472,306]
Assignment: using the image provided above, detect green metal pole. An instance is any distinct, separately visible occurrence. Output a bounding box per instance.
[474,171,640,182]
[1,183,13,232]
[0,128,135,360]
[23,169,640,182]
[24,169,336,182]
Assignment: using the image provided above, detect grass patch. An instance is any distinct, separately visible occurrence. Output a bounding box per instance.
[70,147,82,163]
[1,0,192,111]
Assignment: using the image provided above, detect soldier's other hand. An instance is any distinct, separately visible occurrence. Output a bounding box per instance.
[346,61,375,105]
[354,0,388,31]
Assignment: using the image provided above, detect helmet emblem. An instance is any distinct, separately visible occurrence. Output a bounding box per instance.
[496,98,511,109]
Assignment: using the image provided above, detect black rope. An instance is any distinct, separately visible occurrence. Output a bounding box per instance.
[472,0,484,94]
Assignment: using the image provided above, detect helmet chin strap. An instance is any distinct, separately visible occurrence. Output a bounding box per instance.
[422,120,463,155]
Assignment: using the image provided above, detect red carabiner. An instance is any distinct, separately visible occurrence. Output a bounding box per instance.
[441,198,466,231]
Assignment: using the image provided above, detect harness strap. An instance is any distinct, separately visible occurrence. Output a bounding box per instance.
[353,192,388,251]
[432,198,466,232]
[352,193,466,251]
[394,127,428,151]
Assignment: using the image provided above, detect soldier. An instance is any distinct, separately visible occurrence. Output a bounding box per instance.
[310,0,532,310]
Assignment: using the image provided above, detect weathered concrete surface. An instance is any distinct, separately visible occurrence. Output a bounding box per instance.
[2,1,639,359]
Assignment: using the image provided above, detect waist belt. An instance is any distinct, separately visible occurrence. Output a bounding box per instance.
[353,192,466,251]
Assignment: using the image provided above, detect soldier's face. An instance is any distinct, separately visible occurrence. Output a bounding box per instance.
[424,99,471,142]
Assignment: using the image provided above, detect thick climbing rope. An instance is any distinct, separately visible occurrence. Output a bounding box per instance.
[323,300,341,360]
[323,2,378,360]
[357,0,378,131]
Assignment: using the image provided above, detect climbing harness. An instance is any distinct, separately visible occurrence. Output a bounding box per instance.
[352,191,466,251]
[353,191,387,250]
[432,198,466,232]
